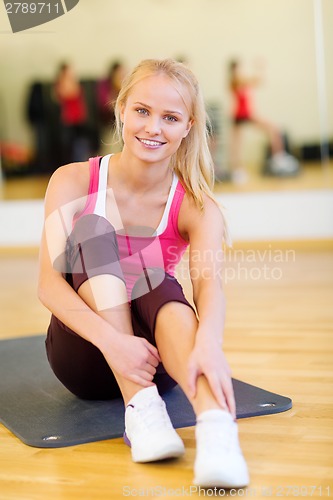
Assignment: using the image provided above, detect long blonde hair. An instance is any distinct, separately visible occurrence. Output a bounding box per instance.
[114,58,216,211]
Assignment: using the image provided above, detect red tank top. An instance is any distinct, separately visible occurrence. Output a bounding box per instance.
[233,87,252,120]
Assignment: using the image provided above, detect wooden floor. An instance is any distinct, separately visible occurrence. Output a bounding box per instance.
[0,245,332,499]
[0,160,332,498]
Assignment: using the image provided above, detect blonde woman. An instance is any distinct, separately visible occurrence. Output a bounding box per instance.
[38,59,249,488]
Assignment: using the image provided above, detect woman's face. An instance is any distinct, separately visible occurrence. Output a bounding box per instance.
[120,74,193,166]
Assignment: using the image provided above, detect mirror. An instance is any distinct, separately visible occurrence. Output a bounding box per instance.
[0,0,332,201]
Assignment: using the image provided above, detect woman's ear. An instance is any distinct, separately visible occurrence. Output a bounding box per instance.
[183,119,194,138]
[119,103,125,123]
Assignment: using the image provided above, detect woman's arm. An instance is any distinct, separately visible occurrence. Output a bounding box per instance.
[179,195,236,417]
[38,164,159,386]
[38,163,115,346]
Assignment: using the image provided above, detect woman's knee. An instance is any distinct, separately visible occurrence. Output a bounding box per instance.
[67,214,124,289]
[68,215,118,265]
[71,214,116,240]
[156,300,197,334]
[132,269,195,341]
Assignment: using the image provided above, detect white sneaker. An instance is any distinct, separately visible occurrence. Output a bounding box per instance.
[231,168,249,185]
[194,409,249,488]
[124,386,185,463]
[269,152,299,175]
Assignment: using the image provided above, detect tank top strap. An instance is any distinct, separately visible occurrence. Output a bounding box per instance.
[155,172,178,235]
[168,180,187,243]
[88,156,101,195]
[73,156,101,225]
[93,154,112,217]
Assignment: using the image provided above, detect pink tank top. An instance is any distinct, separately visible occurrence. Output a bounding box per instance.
[75,155,189,300]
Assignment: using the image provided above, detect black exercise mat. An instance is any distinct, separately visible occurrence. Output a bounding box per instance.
[0,335,292,448]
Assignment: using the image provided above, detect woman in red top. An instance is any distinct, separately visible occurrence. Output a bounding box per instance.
[228,59,297,183]
[54,63,88,163]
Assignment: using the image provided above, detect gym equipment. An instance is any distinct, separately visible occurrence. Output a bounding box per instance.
[0,335,292,448]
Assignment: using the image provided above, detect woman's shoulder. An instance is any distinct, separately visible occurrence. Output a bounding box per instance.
[48,161,89,190]
[178,190,223,238]
[181,189,221,215]
[45,161,91,211]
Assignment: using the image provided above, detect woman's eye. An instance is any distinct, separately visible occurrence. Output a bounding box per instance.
[137,108,149,115]
[165,115,177,122]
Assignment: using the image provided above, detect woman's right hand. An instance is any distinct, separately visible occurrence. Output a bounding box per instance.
[101,334,161,387]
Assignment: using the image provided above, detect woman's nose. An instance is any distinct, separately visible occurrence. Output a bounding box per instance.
[145,116,162,135]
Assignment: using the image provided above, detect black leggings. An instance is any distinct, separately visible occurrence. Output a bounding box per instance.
[46,214,193,400]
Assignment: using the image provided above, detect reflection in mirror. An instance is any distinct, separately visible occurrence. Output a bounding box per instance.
[0,0,332,201]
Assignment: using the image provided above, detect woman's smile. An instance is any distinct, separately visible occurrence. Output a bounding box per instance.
[136,137,167,149]
[120,74,192,164]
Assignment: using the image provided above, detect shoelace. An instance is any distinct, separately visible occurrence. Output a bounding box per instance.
[132,398,172,433]
[197,417,235,453]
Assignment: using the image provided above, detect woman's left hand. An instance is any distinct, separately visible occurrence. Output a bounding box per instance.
[187,334,236,419]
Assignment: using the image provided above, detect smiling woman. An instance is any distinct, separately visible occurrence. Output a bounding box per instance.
[114,59,216,211]
[118,74,192,165]
[0,3,332,495]
[37,58,249,488]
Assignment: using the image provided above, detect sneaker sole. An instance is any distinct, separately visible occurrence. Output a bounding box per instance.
[123,432,185,463]
[194,467,249,489]
[194,475,249,489]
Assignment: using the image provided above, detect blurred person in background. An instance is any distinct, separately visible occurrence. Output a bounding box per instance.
[54,62,89,163]
[228,58,299,184]
[97,60,127,153]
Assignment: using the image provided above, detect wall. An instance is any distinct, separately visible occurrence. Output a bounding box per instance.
[0,1,332,248]
[0,0,332,152]
[1,190,333,247]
